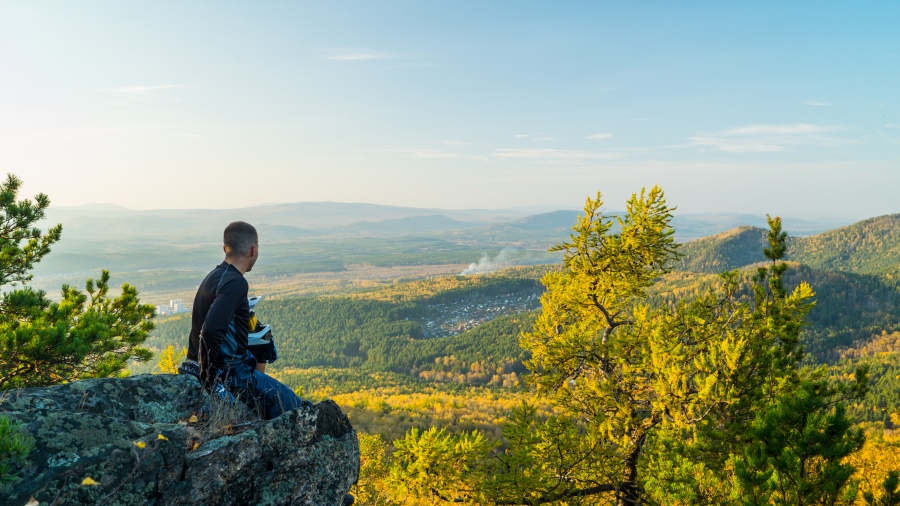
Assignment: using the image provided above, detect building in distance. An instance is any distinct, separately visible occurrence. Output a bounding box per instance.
[156,299,189,316]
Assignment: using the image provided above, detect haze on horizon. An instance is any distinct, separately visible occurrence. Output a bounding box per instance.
[1,1,898,221]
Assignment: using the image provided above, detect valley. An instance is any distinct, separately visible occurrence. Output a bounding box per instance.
[26,201,900,504]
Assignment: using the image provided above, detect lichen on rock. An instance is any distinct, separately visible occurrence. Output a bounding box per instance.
[1,374,359,505]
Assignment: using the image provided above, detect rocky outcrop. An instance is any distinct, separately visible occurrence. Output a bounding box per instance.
[0,374,359,505]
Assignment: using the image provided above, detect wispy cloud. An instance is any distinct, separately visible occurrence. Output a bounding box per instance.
[724,124,843,135]
[586,133,614,139]
[390,140,478,160]
[320,48,400,61]
[513,133,557,141]
[33,123,164,140]
[690,137,786,153]
[493,149,620,161]
[170,133,212,138]
[690,123,848,153]
[886,124,900,129]
[804,101,831,106]
[389,61,449,69]
[391,149,460,159]
[105,84,187,95]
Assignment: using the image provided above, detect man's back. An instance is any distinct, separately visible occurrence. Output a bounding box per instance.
[187,261,253,379]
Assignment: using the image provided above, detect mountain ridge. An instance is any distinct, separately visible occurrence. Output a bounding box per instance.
[678,213,900,276]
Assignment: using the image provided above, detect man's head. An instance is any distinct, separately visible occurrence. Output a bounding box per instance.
[223,221,259,272]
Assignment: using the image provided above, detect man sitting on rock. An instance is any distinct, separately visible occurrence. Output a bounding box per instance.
[178,221,311,419]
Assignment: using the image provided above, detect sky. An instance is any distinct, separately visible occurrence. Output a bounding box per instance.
[1,1,898,219]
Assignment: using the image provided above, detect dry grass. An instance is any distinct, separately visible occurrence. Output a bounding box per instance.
[179,389,260,451]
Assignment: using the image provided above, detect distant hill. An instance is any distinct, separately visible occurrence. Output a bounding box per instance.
[465,211,842,248]
[31,199,863,293]
[510,210,582,230]
[341,215,483,235]
[464,210,582,246]
[43,214,222,242]
[255,224,315,241]
[678,226,768,273]
[44,202,849,243]
[775,265,900,360]
[665,213,900,363]
[672,214,770,242]
[788,214,900,275]
[44,202,525,238]
[651,263,900,362]
[671,214,842,241]
[675,214,900,276]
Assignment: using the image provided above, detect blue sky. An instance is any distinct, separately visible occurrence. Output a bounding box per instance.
[1,1,898,218]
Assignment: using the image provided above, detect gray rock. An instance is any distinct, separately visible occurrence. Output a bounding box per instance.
[0,374,359,505]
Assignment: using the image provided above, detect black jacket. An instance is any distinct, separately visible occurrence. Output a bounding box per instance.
[187,262,254,379]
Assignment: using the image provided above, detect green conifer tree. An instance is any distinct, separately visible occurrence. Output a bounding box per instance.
[480,188,868,505]
[0,416,34,485]
[0,173,155,390]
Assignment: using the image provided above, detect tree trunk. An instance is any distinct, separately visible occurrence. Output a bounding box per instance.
[617,432,646,506]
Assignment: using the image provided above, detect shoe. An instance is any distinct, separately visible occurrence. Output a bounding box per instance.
[212,382,236,405]
[177,359,200,379]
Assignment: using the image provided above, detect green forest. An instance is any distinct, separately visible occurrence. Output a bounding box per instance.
[142,200,900,505]
[7,171,900,505]
[142,274,539,382]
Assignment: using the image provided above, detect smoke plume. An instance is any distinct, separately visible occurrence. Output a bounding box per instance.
[461,248,518,275]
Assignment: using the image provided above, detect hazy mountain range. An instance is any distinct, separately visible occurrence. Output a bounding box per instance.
[31,201,862,294]
[43,202,848,243]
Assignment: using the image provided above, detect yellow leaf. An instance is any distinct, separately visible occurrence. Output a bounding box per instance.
[134,441,147,449]
[192,442,200,451]
[157,434,168,441]
[188,415,199,423]
[81,477,99,486]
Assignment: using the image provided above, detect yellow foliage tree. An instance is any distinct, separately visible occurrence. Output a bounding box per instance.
[155,345,187,374]
[845,426,900,505]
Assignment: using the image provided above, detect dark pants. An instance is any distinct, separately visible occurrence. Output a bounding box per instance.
[221,363,311,420]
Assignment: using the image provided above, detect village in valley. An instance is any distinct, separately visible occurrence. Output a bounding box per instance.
[415,289,542,338]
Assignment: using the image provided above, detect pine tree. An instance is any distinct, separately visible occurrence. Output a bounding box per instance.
[0,173,155,390]
[483,188,868,505]
[0,416,34,485]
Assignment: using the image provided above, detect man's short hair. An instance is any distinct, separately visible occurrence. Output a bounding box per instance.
[224,221,258,257]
